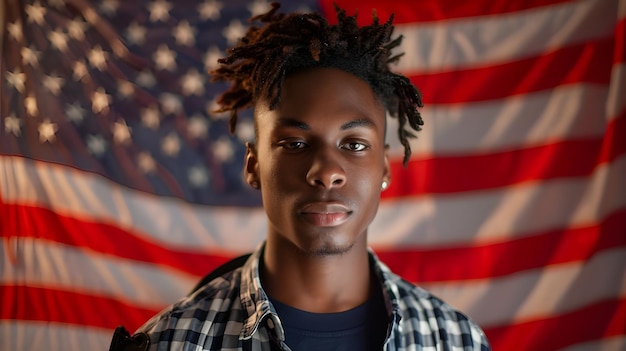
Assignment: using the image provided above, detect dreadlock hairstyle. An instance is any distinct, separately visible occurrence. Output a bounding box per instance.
[210,2,424,165]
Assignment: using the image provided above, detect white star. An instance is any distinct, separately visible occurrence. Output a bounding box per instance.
[43,74,65,95]
[126,22,146,46]
[117,80,135,98]
[6,69,26,93]
[137,152,157,173]
[73,60,88,81]
[100,0,119,16]
[21,46,41,67]
[188,165,209,187]
[213,137,234,162]
[187,114,209,139]
[136,70,156,88]
[4,114,22,136]
[112,120,132,144]
[161,133,181,156]
[87,134,107,156]
[153,44,177,71]
[7,21,23,41]
[204,46,223,72]
[173,20,196,46]
[38,119,58,143]
[26,1,47,25]
[141,105,160,129]
[248,0,271,17]
[91,88,111,113]
[223,19,247,45]
[48,28,68,52]
[88,45,108,70]
[68,18,87,40]
[236,119,255,142]
[160,93,182,115]
[180,68,205,96]
[66,102,85,123]
[198,0,222,20]
[148,0,172,22]
[25,95,38,116]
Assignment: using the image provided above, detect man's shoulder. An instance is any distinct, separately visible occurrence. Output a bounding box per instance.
[389,277,491,349]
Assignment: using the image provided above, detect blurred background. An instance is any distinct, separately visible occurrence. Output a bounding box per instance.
[1,0,624,350]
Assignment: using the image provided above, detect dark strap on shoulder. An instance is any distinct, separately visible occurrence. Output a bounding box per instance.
[109,326,150,351]
[188,253,252,295]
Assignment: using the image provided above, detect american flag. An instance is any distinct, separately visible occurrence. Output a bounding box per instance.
[1,0,624,350]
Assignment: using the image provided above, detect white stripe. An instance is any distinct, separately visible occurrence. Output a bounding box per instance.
[607,63,626,120]
[1,154,625,249]
[394,0,617,73]
[559,335,626,351]
[384,83,610,158]
[0,237,192,307]
[418,247,626,327]
[0,321,112,351]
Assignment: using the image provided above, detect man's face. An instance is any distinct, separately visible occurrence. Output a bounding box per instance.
[246,67,390,256]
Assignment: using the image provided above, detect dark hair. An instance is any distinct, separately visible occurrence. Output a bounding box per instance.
[210,2,424,165]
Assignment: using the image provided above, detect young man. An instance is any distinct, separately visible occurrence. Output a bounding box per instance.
[134,4,490,350]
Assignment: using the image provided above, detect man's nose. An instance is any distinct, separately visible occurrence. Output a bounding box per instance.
[305,146,346,189]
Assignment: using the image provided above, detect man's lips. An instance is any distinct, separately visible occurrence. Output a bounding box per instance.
[299,202,351,227]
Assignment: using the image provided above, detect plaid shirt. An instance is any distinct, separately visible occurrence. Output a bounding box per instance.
[138,244,491,350]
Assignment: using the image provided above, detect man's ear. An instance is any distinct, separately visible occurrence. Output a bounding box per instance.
[382,144,391,191]
[244,142,260,189]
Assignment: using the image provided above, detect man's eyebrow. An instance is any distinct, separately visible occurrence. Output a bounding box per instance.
[277,118,310,130]
[276,117,376,130]
[340,118,376,130]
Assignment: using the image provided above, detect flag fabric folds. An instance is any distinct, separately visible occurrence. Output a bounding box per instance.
[1,0,625,350]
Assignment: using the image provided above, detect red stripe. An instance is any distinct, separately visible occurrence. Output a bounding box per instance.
[484,298,626,351]
[389,138,600,196]
[376,208,626,282]
[321,0,573,24]
[2,204,624,282]
[385,115,626,197]
[408,37,614,104]
[0,285,158,332]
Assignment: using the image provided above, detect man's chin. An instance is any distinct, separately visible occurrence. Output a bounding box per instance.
[298,242,355,257]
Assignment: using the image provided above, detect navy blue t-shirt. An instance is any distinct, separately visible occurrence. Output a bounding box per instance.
[269,290,388,351]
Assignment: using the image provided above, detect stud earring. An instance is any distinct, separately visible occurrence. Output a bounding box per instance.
[251,181,259,189]
[381,181,388,190]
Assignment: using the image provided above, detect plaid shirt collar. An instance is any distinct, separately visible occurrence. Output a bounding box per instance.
[237,242,401,341]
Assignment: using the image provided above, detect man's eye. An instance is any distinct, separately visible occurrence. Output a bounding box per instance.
[344,142,368,151]
[282,141,307,150]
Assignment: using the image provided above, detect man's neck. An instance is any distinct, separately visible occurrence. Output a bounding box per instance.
[260,237,372,313]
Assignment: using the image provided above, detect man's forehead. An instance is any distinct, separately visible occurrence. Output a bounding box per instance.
[273,117,378,130]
